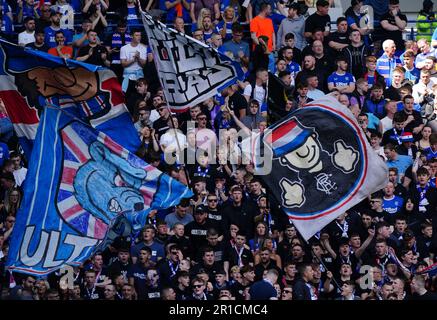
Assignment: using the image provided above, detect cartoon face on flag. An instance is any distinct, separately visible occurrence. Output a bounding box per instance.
[142,13,244,112]
[0,39,140,156]
[6,107,192,276]
[253,96,388,240]
[264,116,361,211]
[57,122,160,240]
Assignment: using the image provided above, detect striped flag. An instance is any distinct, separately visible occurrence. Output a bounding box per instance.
[6,106,192,276]
[0,38,140,158]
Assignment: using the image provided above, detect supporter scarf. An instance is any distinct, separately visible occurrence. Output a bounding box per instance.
[336,221,349,238]
[417,182,430,212]
[169,260,179,277]
[197,165,210,177]
[392,128,404,145]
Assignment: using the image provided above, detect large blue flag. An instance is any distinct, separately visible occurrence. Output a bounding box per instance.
[6,106,192,276]
[0,38,140,157]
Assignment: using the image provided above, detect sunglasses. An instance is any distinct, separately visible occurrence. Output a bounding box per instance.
[7,219,15,223]
[193,284,203,288]
[283,290,292,294]
[208,199,218,202]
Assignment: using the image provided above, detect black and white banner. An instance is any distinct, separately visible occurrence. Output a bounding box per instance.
[141,13,244,112]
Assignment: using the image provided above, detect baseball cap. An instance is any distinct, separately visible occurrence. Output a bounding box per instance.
[316,0,330,7]
[194,204,207,215]
[401,132,414,143]
[287,2,300,10]
[50,11,61,17]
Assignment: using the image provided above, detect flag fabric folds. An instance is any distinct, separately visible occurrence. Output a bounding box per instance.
[0,38,140,157]
[141,13,245,112]
[6,106,193,276]
[416,262,437,277]
[251,96,388,240]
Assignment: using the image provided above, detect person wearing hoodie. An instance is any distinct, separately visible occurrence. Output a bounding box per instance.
[276,3,306,50]
[417,0,437,43]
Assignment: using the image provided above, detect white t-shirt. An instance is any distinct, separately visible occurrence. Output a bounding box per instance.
[243,84,266,107]
[120,43,149,75]
[149,109,160,123]
[160,130,187,154]
[380,116,393,133]
[18,31,35,46]
[13,167,27,187]
[307,88,325,100]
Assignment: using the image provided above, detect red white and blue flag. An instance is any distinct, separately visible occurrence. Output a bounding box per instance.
[0,38,140,157]
[6,107,192,276]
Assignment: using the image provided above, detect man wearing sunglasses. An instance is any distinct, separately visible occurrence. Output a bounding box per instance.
[187,277,213,300]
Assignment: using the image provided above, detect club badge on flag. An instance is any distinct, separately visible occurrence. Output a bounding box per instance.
[252,96,388,240]
[6,107,192,276]
[141,12,244,112]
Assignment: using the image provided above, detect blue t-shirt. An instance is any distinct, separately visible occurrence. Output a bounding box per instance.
[386,155,413,177]
[0,142,9,167]
[1,3,13,34]
[220,0,240,17]
[44,27,73,48]
[222,40,250,62]
[327,72,356,88]
[404,67,420,84]
[366,113,380,130]
[127,263,149,300]
[126,5,140,28]
[131,241,165,263]
[376,53,402,87]
[17,3,36,20]
[424,147,437,161]
[215,21,233,41]
[383,195,404,215]
[249,280,277,300]
[287,61,301,78]
[396,102,421,112]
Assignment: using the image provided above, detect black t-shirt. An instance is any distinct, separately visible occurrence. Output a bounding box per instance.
[384,85,401,102]
[152,116,170,139]
[224,244,254,269]
[25,42,50,52]
[402,110,423,133]
[304,13,331,37]
[328,31,350,46]
[231,281,251,300]
[185,219,216,258]
[228,91,248,116]
[379,12,408,50]
[77,44,108,66]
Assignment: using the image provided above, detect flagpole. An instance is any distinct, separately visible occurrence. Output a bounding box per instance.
[304,237,343,293]
[140,10,191,186]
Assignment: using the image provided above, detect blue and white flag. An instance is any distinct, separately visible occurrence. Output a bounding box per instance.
[6,106,192,276]
[0,38,140,157]
[141,13,244,112]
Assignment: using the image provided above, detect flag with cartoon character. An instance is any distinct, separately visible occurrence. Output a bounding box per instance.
[6,106,192,276]
[251,96,388,240]
[0,38,140,157]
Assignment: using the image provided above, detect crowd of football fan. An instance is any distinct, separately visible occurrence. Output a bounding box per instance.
[0,0,437,300]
